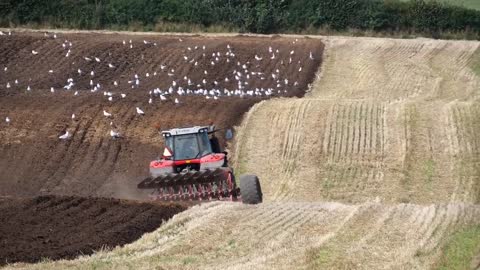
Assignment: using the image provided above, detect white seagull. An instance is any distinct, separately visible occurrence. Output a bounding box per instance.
[110,130,121,139]
[59,131,71,140]
[136,107,145,115]
[103,110,112,118]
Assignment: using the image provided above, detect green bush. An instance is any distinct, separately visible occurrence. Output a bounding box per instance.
[0,0,479,37]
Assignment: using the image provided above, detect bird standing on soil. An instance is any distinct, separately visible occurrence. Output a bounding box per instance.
[110,130,121,139]
[71,114,76,120]
[59,131,71,140]
[136,107,145,115]
[5,117,10,124]
[103,110,112,118]
[31,50,38,55]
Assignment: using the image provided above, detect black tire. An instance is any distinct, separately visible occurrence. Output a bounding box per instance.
[240,174,263,204]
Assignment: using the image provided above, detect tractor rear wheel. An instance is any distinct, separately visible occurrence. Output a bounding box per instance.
[240,174,262,204]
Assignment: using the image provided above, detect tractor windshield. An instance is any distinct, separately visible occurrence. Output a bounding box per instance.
[166,132,213,161]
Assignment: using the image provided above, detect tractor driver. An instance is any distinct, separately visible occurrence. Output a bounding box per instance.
[177,136,198,160]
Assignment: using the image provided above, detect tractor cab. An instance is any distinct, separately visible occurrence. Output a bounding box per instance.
[162,126,221,161]
[149,126,226,176]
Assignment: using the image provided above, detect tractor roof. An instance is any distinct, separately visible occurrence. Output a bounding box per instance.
[162,126,213,136]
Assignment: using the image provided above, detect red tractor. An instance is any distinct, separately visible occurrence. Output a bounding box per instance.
[138,125,262,204]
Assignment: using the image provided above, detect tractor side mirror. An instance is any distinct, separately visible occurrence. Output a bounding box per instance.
[225,129,233,140]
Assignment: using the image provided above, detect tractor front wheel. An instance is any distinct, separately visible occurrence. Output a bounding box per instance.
[240,174,263,204]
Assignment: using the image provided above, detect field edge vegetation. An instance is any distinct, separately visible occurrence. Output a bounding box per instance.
[0,0,479,40]
[470,48,480,76]
[435,225,480,270]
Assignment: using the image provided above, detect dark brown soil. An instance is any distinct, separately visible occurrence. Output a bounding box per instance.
[0,31,324,199]
[0,195,187,266]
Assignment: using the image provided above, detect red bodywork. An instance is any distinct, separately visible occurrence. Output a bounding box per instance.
[149,153,225,170]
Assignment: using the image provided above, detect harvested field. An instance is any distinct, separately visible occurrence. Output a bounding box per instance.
[8,201,480,270]
[0,195,186,266]
[0,31,323,199]
[236,37,480,204]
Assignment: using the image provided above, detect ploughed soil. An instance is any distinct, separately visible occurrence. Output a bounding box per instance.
[0,195,187,266]
[0,31,323,265]
[0,31,324,199]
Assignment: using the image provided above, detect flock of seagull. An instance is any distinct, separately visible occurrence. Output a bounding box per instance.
[1,31,316,141]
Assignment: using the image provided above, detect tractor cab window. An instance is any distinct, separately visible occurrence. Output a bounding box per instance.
[199,131,213,155]
[166,132,213,161]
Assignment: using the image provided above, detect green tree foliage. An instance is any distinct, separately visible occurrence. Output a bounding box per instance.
[1,0,479,36]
